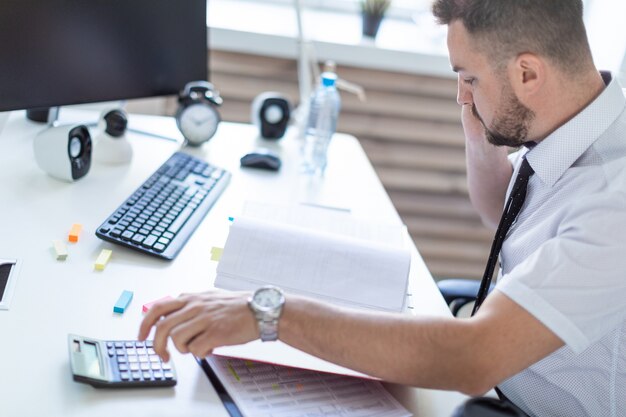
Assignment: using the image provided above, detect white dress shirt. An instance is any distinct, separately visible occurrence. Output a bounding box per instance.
[495,74,626,417]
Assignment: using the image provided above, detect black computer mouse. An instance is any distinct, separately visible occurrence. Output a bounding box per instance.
[240,150,281,171]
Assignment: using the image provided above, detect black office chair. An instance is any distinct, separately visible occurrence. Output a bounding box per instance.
[452,397,527,417]
[437,278,495,316]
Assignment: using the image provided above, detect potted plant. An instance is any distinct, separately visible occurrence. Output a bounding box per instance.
[360,0,391,38]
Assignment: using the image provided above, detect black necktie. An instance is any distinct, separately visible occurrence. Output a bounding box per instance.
[472,157,534,315]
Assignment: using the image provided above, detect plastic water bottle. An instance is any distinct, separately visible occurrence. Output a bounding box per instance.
[302,71,341,176]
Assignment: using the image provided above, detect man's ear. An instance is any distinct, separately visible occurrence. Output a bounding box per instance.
[509,53,545,99]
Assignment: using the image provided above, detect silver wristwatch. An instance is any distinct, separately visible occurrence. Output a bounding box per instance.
[248,285,285,342]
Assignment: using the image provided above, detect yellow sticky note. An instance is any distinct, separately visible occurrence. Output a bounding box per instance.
[210,247,224,262]
[52,240,68,261]
[94,249,112,271]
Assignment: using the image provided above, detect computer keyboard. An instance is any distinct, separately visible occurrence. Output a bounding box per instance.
[96,151,231,260]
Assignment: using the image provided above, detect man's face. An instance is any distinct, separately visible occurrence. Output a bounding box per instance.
[447,21,535,147]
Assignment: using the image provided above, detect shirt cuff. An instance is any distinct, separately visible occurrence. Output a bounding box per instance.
[496,280,589,354]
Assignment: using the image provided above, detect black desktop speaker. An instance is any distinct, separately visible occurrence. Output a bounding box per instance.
[251,92,291,140]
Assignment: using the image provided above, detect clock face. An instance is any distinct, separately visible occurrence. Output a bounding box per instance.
[253,287,283,310]
[177,103,219,145]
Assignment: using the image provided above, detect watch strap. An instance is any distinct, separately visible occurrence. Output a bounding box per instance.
[258,319,279,342]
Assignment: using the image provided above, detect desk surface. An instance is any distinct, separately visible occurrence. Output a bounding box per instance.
[0,110,466,416]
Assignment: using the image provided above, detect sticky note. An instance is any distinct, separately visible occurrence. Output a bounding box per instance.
[52,240,68,261]
[94,249,112,271]
[142,295,174,313]
[210,247,224,261]
[113,290,133,314]
[68,224,83,243]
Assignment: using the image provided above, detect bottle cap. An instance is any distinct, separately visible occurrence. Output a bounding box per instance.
[321,72,337,87]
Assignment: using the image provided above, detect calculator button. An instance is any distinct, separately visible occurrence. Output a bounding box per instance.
[130,363,140,371]
[139,356,149,363]
[108,348,115,357]
[149,355,160,363]
[126,348,137,356]
[120,372,130,381]
[164,371,174,380]
[142,371,152,380]
[161,362,172,370]
[128,356,138,363]
[153,371,164,379]
[118,364,129,372]
[106,342,114,348]
[136,348,147,355]
[114,342,123,348]
[132,372,142,380]
[145,341,154,348]
[151,363,161,371]
[115,349,125,356]
[135,341,145,348]
[140,363,150,371]
[147,348,156,355]
[125,342,134,348]
[117,356,127,363]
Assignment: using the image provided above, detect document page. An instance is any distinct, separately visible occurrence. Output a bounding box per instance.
[215,216,410,312]
[207,355,412,417]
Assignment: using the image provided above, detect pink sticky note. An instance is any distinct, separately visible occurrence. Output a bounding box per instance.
[142,296,174,313]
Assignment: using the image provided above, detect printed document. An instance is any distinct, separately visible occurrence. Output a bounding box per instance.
[206,355,412,417]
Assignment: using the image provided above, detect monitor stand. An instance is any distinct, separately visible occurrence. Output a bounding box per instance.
[26,106,180,143]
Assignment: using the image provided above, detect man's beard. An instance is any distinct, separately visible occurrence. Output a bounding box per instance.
[472,86,535,147]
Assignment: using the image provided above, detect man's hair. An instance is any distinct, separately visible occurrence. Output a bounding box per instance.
[432,0,593,73]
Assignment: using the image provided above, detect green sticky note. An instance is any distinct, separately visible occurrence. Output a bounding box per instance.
[210,247,224,261]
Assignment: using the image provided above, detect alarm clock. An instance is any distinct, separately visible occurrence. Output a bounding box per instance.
[176,81,223,146]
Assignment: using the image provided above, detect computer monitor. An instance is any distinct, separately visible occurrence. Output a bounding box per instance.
[0,0,208,112]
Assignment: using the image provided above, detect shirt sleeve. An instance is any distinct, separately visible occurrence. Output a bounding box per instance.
[496,190,626,354]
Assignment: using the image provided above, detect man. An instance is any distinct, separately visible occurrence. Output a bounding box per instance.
[139,1,626,415]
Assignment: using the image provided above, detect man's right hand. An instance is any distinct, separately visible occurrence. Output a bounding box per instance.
[461,104,513,229]
[461,104,487,145]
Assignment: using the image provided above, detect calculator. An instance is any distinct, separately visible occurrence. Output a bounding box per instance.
[68,334,176,388]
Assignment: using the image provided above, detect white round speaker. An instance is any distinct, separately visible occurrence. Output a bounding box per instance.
[33,124,92,182]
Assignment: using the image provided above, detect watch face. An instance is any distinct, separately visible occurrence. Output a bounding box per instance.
[178,103,219,145]
[253,287,284,311]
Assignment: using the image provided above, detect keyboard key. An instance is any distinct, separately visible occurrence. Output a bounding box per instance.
[168,207,194,234]
[142,235,158,248]
[131,234,146,245]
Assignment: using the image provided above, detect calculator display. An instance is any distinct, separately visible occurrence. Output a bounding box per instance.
[82,341,102,379]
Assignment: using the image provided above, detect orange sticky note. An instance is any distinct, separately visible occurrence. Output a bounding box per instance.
[68,224,83,243]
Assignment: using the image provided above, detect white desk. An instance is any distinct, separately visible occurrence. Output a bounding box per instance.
[0,110,466,416]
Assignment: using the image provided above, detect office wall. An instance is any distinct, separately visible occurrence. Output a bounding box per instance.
[127,50,492,280]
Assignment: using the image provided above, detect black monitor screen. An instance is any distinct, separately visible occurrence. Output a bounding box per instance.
[0,0,207,111]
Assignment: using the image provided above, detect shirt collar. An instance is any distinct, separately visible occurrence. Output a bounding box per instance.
[524,72,626,187]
